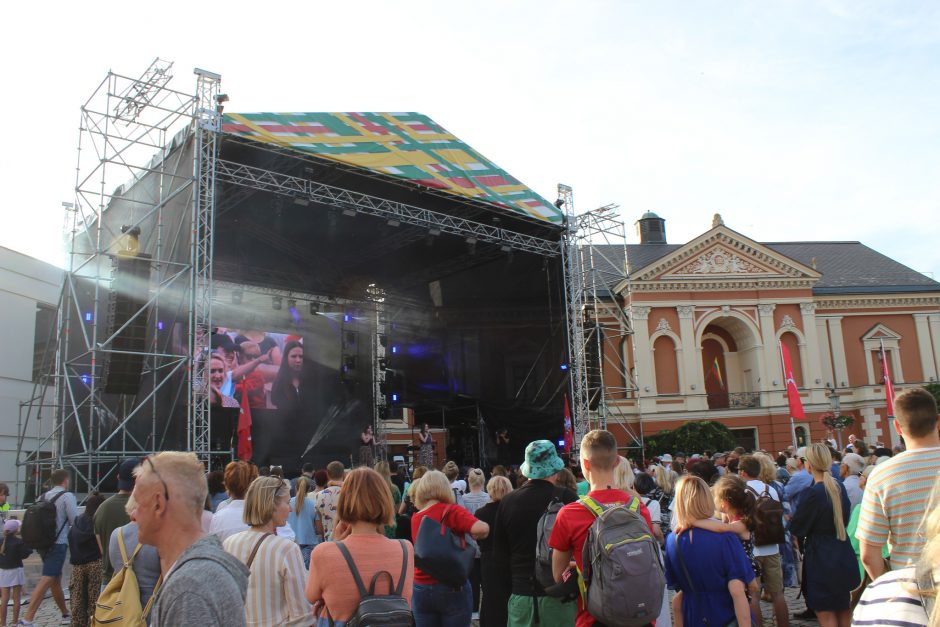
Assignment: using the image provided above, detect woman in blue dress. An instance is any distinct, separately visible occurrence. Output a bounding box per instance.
[664,475,755,627]
[788,443,860,627]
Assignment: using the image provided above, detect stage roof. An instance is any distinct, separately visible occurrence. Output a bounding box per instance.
[221,112,563,225]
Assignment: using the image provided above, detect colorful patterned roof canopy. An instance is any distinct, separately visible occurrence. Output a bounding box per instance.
[221,112,563,225]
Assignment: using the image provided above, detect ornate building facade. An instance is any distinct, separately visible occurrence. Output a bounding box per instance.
[603,214,940,453]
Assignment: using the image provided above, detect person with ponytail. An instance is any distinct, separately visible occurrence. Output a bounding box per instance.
[790,443,860,627]
[288,476,320,569]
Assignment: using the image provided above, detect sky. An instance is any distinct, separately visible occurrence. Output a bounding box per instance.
[2,1,939,280]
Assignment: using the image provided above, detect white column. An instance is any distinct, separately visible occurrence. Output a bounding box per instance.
[816,316,835,387]
[929,314,940,382]
[677,305,706,411]
[913,314,937,382]
[799,303,825,403]
[631,306,655,413]
[825,317,849,388]
[757,304,781,394]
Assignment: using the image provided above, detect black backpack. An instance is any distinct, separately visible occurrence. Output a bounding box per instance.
[330,540,414,627]
[22,490,66,551]
[746,484,785,546]
[534,489,566,589]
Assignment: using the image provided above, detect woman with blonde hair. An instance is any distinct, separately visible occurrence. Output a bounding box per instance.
[223,476,311,626]
[410,470,489,626]
[789,443,859,627]
[664,475,754,627]
[306,467,414,627]
[287,476,319,568]
[853,473,940,627]
[614,455,640,497]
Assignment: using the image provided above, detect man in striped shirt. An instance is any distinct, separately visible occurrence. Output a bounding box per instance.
[857,387,940,579]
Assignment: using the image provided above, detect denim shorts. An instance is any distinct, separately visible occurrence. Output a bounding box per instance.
[41,543,67,577]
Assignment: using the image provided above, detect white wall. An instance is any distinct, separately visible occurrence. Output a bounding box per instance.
[0,247,63,504]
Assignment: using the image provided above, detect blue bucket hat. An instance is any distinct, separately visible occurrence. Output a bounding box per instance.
[521,440,565,479]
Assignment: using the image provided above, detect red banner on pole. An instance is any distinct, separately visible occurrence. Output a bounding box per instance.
[881,342,895,417]
[780,341,805,420]
[563,394,574,453]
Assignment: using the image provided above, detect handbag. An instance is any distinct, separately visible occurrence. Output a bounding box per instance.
[674,531,739,627]
[413,505,474,587]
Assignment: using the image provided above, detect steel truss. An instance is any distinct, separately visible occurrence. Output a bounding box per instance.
[561,185,643,458]
[214,160,560,257]
[15,60,231,495]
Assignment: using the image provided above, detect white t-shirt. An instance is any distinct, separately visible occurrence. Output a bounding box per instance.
[642,497,662,526]
[745,479,781,556]
[853,567,931,627]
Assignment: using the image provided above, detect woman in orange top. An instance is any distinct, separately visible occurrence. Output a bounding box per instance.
[305,467,414,627]
[410,470,489,626]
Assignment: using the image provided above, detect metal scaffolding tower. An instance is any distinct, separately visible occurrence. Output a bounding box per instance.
[560,185,644,457]
[16,59,228,493]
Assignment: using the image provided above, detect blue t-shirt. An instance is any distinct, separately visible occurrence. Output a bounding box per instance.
[288,496,320,546]
[664,528,755,627]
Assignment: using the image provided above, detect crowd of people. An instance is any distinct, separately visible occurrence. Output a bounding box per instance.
[2,386,938,627]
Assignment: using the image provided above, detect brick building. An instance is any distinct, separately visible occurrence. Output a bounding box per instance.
[601,213,940,453]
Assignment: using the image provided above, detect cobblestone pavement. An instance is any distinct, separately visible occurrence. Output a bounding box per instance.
[17,551,819,627]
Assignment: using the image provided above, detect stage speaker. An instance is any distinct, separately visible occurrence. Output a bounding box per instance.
[103,255,152,395]
[584,321,603,411]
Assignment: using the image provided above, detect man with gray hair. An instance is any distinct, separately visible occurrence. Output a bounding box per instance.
[839,453,865,509]
[130,452,248,626]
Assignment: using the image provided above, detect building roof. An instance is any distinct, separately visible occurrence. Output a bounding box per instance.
[593,240,938,295]
[221,112,563,226]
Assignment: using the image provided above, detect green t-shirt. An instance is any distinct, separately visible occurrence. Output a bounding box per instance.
[94,493,131,581]
[847,502,889,581]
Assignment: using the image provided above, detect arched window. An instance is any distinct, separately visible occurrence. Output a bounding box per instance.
[780,331,803,388]
[652,335,679,394]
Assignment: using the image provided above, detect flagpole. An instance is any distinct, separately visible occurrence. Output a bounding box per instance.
[779,340,798,449]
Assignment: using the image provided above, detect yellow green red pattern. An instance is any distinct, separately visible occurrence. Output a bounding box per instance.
[222,112,562,225]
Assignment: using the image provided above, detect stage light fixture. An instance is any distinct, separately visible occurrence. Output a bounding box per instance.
[294,198,309,206]
[465,236,477,245]
[560,363,569,371]
[81,374,90,385]
[554,197,565,208]
[85,312,93,322]
[342,207,356,217]
[216,93,230,104]
[309,302,320,315]
[379,358,388,371]
[273,296,282,310]
[343,313,352,323]
[387,218,401,227]
[287,299,297,310]
[500,244,512,252]
[391,345,399,354]
[391,393,399,403]
[557,439,565,447]
[157,321,164,331]
[429,227,441,236]
[232,290,243,305]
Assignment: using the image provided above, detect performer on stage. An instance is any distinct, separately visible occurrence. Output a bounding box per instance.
[358,424,376,467]
[417,423,434,468]
[496,427,511,466]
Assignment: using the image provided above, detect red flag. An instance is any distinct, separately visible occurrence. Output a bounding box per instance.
[881,342,895,417]
[780,341,805,419]
[563,394,574,453]
[236,381,253,461]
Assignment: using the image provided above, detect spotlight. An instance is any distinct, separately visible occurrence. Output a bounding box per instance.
[342,207,356,217]
[309,302,320,315]
[85,312,93,322]
[343,313,352,323]
[273,296,282,310]
[500,244,512,252]
[294,198,309,206]
[465,236,477,245]
[391,393,399,403]
[391,345,399,354]
[560,363,569,371]
[157,321,164,331]
[287,299,297,310]
[387,218,401,227]
[554,197,565,209]
[81,374,90,385]
[232,290,243,305]
[429,227,441,236]
[557,439,565,447]
[216,93,230,104]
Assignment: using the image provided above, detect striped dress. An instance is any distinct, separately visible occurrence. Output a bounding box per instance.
[223,529,312,626]
[856,447,940,569]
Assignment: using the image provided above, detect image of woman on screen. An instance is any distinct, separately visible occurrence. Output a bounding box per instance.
[270,341,307,410]
[209,353,239,408]
[235,329,282,366]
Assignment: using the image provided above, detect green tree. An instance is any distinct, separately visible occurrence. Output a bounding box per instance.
[644,420,738,457]
[924,383,940,407]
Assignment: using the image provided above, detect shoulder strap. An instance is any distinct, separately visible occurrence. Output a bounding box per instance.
[394,540,408,596]
[673,531,697,595]
[578,495,605,518]
[142,574,164,619]
[246,532,273,570]
[117,528,143,567]
[334,541,369,598]
[48,490,66,505]
[50,491,69,541]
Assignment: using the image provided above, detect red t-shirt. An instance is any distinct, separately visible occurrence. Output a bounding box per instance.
[548,489,654,627]
[411,502,480,585]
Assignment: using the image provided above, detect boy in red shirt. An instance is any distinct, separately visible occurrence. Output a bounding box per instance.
[548,430,654,627]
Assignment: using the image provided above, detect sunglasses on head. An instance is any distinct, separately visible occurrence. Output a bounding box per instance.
[145,457,170,502]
